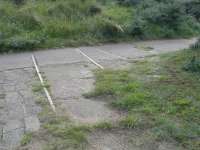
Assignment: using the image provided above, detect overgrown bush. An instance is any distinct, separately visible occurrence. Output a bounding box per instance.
[0,34,45,52]
[141,1,184,27]
[185,0,200,21]
[88,5,102,16]
[0,0,200,52]
[183,56,200,72]
[130,0,200,39]
[117,0,141,6]
[11,0,25,5]
[91,16,125,40]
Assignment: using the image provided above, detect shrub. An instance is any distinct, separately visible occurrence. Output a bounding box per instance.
[185,0,200,21]
[141,1,185,27]
[11,0,25,5]
[130,0,200,39]
[117,0,141,6]
[129,17,146,37]
[0,34,45,52]
[14,11,42,30]
[88,5,102,16]
[95,18,124,39]
[183,56,200,72]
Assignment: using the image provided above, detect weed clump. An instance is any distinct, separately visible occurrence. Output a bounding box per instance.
[20,133,33,146]
[183,56,200,72]
[119,115,139,129]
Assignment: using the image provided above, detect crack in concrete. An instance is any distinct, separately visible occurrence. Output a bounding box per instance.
[0,69,40,149]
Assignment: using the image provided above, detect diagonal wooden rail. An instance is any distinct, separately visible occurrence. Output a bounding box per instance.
[32,55,56,112]
[75,48,104,70]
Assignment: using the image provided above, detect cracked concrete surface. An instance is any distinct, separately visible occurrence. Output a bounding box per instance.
[0,38,196,150]
[0,69,41,150]
[42,62,123,124]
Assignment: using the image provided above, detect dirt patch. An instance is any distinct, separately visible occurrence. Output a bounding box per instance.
[87,129,184,150]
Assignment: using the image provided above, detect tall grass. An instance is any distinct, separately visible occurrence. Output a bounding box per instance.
[0,0,199,52]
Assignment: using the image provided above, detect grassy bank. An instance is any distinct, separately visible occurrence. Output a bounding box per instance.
[0,0,200,53]
[86,48,200,149]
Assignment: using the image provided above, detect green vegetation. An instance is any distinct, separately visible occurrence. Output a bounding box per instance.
[119,115,139,129]
[0,0,199,52]
[184,38,200,72]
[20,133,33,146]
[92,121,113,130]
[86,49,200,149]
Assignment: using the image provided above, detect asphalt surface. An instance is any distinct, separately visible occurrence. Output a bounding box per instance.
[0,38,196,149]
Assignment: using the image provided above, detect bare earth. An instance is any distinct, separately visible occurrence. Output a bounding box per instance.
[0,38,196,150]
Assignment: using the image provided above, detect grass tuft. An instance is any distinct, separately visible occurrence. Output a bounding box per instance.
[20,133,33,146]
[119,115,139,129]
[93,122,113,130]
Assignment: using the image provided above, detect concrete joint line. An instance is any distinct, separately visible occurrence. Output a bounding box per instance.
[2,127,24,135]
[32,55,56,112]
[0,66,32,72]
[75,48,104,70]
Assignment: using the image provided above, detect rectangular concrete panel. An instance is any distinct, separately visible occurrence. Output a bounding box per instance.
[34,48,88,66]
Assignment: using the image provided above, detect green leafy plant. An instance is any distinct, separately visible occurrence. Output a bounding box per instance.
[20,133,32,146]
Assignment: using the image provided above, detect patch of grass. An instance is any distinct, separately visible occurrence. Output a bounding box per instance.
[93,121,113,130]
[32,84,43,93]
[88,49,200,149]
[20,133,33,146]
[119,115,139,129]
[32,81,50,93]
[36,96,89,150]
[43,118,89,150]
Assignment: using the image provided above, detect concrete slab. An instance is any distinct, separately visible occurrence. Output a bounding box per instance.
[0,53,32,71]
[25,116,40,132]
[97,43,151,59]
[134,38,196,54]
[34,48,88,66]
[0,38,196,149]
[42,63,122,124]
[0,69,41,149]
[2,128,24,150]
[3,119,23,133]
[42,63,95,99]
[80,47,119,61]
